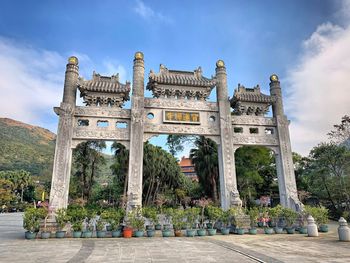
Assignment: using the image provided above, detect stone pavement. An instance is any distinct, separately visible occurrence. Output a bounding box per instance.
[0,213,349,263]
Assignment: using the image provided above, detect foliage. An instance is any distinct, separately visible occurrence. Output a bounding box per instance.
[0,178,15,205]
[0,118,55,179]
[100,208,124,231]
[303,205,329,226]
[142,207,158,225]
[72,141,106,202]
[220,210,231,228]
[328,115,350,148]
[235,146,277,207]
[127,207,145,231]
[23,207,47,232]
[67,206,87,231]
[190,137,219,203]
[185,207,200,229]
[268,205,283,221]
[56,208,69,230]
[163,207,173,225]
[0,170,34,203]
[281,207,298,227]
[206,205,223,227]
[248,207,259,227]
[228,207,246,228]
[171,209,186,230]
[95,217,106,231]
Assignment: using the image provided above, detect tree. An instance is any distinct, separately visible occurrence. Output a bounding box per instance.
[235,146,277,207]
[0,178,15,205]
[0,170,33,203]
[190,137,219,203]
[302,142,350,217]
[110,142,129,207]
[72,141,106,202]
[166,135,196,156]
[328,115,350,148]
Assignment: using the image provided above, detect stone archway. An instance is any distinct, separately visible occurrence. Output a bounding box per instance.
[49,53,301,213]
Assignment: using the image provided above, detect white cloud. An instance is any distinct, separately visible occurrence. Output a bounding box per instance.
[134,0,172,23]
[0,37,64,129]
[0,37,128,132]
[285,18,350,155]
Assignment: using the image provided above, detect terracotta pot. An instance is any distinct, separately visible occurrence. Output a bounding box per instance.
[123,227,133,238]
[174,230,183,237]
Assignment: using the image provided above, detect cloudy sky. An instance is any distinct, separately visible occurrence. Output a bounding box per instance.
[0,0,349,156]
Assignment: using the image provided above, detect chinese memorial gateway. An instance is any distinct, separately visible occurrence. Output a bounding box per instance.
[49,52,302,212]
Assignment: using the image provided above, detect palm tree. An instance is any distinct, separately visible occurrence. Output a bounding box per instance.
[190,136,219,203]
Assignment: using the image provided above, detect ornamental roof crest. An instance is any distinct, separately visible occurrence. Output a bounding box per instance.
[78,71,130,107]
[146,64,216,100]
[230,84,275,116]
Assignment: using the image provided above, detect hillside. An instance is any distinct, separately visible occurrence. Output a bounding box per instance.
[0,118,56,179]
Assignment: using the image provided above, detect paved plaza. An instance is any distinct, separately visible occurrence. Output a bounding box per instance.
[0,213,349,263]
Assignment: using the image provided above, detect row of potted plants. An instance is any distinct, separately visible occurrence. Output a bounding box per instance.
[23,204,329,239]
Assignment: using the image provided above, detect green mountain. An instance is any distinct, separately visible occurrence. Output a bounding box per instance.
[0,118,56,179]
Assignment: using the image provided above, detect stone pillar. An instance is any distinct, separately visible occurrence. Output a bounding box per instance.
[307,215,318,237]
[215,60,241,210]
[126,52,145,211]
[338,217,350,242]
[270,74,301,211]
[49,56,79,211]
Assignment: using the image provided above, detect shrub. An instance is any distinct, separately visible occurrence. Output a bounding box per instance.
[171,209,186,231]
[281,207,298,227]
[185,207,200,229]
[23,207,47,232]
[206,206,223,228]
[142,207,158,226]
[56,208,70,231]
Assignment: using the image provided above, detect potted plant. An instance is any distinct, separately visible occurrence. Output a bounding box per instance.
[142,207,157,237]
[185,207,200,237]
[206,206,222,236]
[68,206,87,238]
[23,207,45,239]
[298,210,308,234]
[95,217,106,238]
[83,209,96,238]
[269,205,283,234]
[162,207,173,237]
[102,209,123,238]
[172,208,186,237]
[220,209,231,235]
[55,208,69,238]
[196,198,210,236]
[282,207,298,234]
[128,208,145,237]
[317,206,329,232]
[229,208,245,235]
[248,207,259,235]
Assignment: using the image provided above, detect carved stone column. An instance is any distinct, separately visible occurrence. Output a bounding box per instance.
[49,57,79,211]
[126,52,145,211]
[216,60,242,210]
[270,74,301,211]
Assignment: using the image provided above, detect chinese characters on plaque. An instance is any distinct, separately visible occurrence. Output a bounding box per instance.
[164,111,200,124]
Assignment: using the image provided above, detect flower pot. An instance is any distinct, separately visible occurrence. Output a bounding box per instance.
[82,231,93,238]
[264,228,274,234]
[236,228,245,235]
[286,227,295,234]
[274,227,284,234]
[162,229,172,237]
[106,225,112,231]
[134,230,144,237]
[221,228,230,235]
[174,230,183,237]
[206,223,213,229]
[55,231,66,238]
[197,229,206,236]
[147,229,155,237]
[298,227,307,234]
[72,231,82,238]
[25,231,37,240]
[146,225,154,230]
[123,227,133,238]
[186,229,196,237]
[155,224,162,230]
[97,231,106,238]
[207,228,217,236]
[249,228,257,235]
[112,230,121,237]
[41,231,51,239]
[257,222,264,227]
[319,225,328,233]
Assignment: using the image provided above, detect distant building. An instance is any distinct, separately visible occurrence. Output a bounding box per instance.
[179,156,198,181]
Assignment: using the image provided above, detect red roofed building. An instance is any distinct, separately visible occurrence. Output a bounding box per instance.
[179,156,198,181]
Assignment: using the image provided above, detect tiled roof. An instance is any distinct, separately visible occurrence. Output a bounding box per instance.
[148,65,216,88]
[179,157,194,167]
[78,72,130,93]
[231,85,274,104]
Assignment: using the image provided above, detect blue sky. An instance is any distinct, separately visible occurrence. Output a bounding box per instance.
[0,0,349,156]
